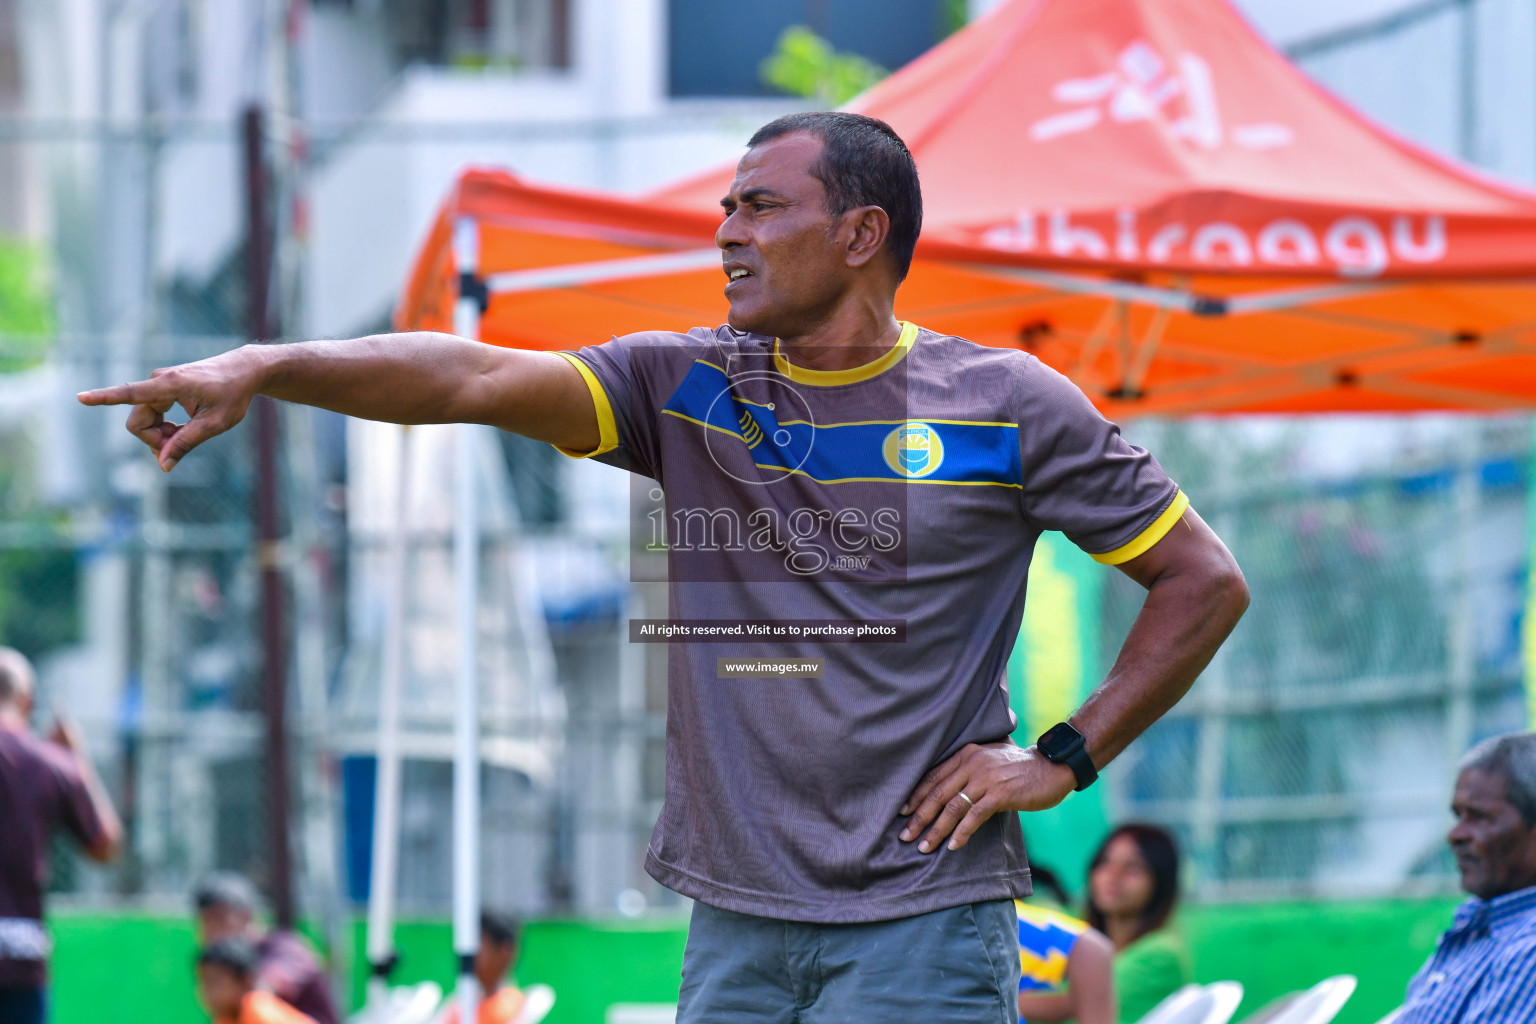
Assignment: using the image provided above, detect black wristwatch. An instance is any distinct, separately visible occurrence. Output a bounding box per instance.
[1036,721,1098,792]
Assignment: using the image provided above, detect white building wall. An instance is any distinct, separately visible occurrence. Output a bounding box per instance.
[299,0,797,338]
[303,75,790,336]
[302,4,398,124]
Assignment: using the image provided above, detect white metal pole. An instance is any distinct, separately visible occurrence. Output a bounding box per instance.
[365,424,411,1006]
[451,216,483,1023]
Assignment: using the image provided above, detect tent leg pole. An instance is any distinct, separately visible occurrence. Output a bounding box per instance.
[1121,306,1172,398]
[365,424,410,1006]
[1114,300,1133,385]
[452,219,483,1023]
[1070,300,1122,390]
[451,421,483,1022]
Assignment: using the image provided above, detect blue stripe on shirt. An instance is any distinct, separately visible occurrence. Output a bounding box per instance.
[1401,885,1536,1024]
[659,360,1023,487]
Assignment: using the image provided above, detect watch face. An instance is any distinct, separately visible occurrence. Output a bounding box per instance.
[1038,722,1083,758]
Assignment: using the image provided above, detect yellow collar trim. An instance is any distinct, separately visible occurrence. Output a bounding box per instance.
[773,321,918,387]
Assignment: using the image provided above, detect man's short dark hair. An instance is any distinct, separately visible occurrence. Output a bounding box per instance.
[747,112,923,282]
[480,909,521,948]
[193,872,259,915]
[1461,733,1536,825]
[197,936,261,978]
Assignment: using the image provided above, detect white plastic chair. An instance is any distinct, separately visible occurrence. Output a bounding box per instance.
[1237,976,1356,1024]
[1240,993,1301,1024]
[511,984,556,1024]
[350,981,445,1024]
[426,982,556,1024]
[604,1005,678,1024]
[1135,981,1246,1024]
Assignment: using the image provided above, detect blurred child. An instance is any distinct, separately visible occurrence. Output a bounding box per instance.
[196,938,317,1024]
[439,911,524,1024]
[193,873,339,1024]
[1016,865,1116,1024]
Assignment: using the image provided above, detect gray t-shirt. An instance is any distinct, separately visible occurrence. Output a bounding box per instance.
[559,322,1183,923]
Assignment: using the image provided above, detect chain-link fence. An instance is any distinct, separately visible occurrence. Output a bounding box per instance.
[22,346,669,923]
[3,112,748,926]
[1108,415,1532,901]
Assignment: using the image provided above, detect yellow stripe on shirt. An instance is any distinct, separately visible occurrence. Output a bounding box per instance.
[552,351,619,458]
[772,321,918,386]
[1092,490,1190,566]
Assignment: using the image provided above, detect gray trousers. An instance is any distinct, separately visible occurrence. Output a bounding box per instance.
[676,899,1021,1023]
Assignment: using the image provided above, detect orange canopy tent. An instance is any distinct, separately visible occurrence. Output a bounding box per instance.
[396,0,1536,416]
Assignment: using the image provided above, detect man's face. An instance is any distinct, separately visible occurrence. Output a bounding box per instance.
[475,933,516,994]
[1448,767,1536,899]
[198,904,252,945]
[717,133,855,338]
[196,964,249,1020]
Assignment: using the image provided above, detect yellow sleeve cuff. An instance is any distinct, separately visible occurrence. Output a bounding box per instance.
[553,351,619,459]
[1091,491,1190,565]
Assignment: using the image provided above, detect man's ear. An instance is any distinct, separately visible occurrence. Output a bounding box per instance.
[844,206,891,270]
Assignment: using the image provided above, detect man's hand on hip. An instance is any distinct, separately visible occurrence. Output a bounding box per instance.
[78,346,268,472]
[898,742,1076,853]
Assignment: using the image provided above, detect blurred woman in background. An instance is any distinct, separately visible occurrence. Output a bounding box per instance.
[1086,824,1192,1023]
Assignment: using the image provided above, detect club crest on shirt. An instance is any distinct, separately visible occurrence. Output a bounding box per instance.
[883,422,944,478]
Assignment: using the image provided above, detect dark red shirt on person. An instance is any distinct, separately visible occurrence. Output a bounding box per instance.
[255,930,340,1024]
[0,726,108,988]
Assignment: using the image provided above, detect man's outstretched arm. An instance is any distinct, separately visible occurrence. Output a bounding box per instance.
[77,332,600,471]
[901,506,1249,852]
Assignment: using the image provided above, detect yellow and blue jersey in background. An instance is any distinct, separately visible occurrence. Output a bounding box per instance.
[1016,900,1089,992]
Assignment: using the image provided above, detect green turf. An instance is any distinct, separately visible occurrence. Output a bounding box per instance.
[48,912,203,1021]
[1185,897,1462,1024]
[45,896,1462,1023]
[343,917,690,1024]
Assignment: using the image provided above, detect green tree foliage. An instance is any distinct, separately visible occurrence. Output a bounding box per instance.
[759,26,888,108]
[0,235,54,370]
[0,546,78,662]
[0,235,71,660]
[941,0,970,37]
[0,445,77,663]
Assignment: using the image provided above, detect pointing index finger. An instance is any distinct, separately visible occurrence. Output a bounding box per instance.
[77,379,162,407]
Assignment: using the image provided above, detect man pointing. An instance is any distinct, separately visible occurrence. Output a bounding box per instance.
[82,112,1247,1022]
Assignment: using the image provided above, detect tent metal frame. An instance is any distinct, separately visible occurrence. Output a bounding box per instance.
[467,247,1536,412]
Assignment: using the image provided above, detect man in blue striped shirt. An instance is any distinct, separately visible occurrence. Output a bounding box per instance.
[1402,733,1536,1023]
